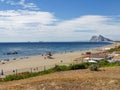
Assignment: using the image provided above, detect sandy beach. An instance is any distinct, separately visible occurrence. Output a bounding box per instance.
[0,42,119,76]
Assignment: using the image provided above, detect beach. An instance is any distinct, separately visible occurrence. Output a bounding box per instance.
[0,42,119,76]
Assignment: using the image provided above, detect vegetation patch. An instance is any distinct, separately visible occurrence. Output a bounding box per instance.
[108,45,120,53]
[54,65,70,71]
[2,61,120,81]
[69,62,93,70]
[89,64,99,71]
[4,69,55,81]
[99,59,109,67]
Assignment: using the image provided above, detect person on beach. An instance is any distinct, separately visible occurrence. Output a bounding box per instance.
[48,52,52,56]
[1,69,4,75]
[44,52,53,59]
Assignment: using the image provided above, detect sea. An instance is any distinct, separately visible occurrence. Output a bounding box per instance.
[0,42,111,60]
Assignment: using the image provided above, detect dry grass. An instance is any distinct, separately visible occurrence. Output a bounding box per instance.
[0,66,120,90]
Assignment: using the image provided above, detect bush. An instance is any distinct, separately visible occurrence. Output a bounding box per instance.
[82,62,95,68]
[106,62,120,67]
[40,68,55,75]
[108,45,120,53]
[54,65,69,71]
[69,63,86,70]
[99,59,109,67]
[4,75,23,81]
[4,69,55,81]
[89,64,99,71]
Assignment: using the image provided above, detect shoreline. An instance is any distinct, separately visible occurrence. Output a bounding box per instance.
[0,42,119,76]
[0,42,112,62]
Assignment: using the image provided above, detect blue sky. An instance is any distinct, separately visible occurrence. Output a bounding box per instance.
[0,0,120,42]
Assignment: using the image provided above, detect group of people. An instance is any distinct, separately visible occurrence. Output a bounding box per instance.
[42,52,53,59]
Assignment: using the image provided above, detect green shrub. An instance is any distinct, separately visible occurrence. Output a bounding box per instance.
[69,62,96,70]
[106,62,120,67]
[82,62,95,68]
[54,65,69,71]
[69,63,86,70]
[4,75,22,81]
[4,69,55,81]
[99,59,109,67]
[40,68,55,75]
[108,45,120,53]
[89,64,99,71]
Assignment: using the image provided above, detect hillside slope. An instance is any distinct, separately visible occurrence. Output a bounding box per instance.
[0,66,120,90]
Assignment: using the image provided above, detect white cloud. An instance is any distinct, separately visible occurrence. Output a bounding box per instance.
[36,15,119,41]
[50,15,120,39]
[0,0,39,10]
[0,10,120,42]
[0,10,57,36]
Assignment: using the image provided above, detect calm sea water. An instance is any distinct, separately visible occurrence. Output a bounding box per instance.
[0,42,111,60]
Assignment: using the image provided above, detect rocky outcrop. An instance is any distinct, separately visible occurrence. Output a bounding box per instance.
[4,51,19,55]
[90,35,113,42]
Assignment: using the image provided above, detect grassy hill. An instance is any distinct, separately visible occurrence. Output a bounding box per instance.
[0,66,120,90]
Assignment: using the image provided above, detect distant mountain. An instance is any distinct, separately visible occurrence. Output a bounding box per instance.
[90,35,113,42]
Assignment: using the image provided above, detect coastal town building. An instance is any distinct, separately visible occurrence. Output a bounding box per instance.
[111,51,120,56]
[83,52,108,62]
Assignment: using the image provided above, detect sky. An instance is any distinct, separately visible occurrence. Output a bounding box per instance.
[0,0,120,42]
